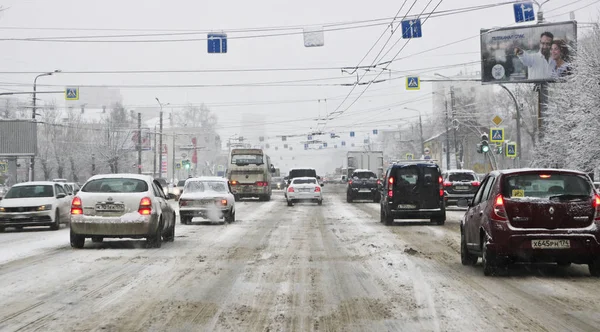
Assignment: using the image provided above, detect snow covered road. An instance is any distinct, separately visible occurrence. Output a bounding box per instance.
[0,185,599,331]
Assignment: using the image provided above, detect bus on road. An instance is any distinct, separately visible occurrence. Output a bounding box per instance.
[226,148,276,201]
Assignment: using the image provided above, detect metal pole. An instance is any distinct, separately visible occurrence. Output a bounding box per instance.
[499,84,522,168]
[137,113,142,174]
[450,87,460,169]
[445,99,451,169]
[172,134,176,182]
[30,79,37,181]
[158,110,163,179]
[153,125,157,178]
[419,114,424,158]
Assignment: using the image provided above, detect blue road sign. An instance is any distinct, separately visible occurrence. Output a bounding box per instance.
[304,143,309,150]
[330,133,335,138]
[373,129,378,135]
[65,87,79,100]
[308,135,313,140]
[506,143,517,157]
[350,131,355,137]
[341,141,346,146]
[424,155,431,160]
[207,33,227,53]
[490,128,505,143]
[514,2,535,23]
[406,76,420,90]
[323,142,328,148]
[401,19,422,39]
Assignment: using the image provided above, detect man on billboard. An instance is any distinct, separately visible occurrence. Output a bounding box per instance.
[514,32,555,80]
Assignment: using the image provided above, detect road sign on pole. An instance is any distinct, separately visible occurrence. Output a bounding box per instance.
[406,76,420,90]
[65,87,79,100]
[349,131,355,137]
[491,115,504,126]
[0,162,7,173]
[207,33,227,53]
[490,128,505,143]
[506,143,517,158]
[401,19,422,38]
[406,153,414,160]
[513,2,535,23]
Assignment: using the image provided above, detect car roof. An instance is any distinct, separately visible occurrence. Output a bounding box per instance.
[289,168,316,171]
[291,177,318,181]
[391,162,439,168]
[186,176,227,182]
[444,169,476,173]
[86,173,153,182]
[12,181,57,187]
[352,169,376,173]
[488,168,589,177]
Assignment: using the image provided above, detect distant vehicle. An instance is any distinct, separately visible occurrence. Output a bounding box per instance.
[69,174,176,248]
[286,177,323,206]
[179,177,236,224]
[155,178,170,196]
[380,162,446,225]
[170,179,186,199]
[442,170,481,206]
[284,168,320,186]
[346,169,381,203]
[0,181,72,232]
[226,148,275,201]
[66,182,81,195]
[271,177,285,190]
[346,151,384,179]
[461,169,600,277]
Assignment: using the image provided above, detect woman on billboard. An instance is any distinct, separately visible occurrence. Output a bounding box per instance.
[550,39,572,78]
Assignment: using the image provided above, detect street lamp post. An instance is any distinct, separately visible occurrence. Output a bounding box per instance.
[31,70,61,181]
[403,107,424,158]
[155,98,170,179]
[435,73,461,169]
[499,84,522,168]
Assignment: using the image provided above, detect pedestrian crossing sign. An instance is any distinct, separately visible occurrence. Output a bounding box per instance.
[490,128,504,143]
[65,87,79,101]
[406,153,414,160]
[506,142,517,158]
[406,76,420,90]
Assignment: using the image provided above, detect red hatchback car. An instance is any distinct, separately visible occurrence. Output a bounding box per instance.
[460,169,600,276]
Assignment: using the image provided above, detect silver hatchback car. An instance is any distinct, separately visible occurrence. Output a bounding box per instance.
[70,174,176,248]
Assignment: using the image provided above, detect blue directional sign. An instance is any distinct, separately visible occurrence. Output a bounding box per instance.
[323,142,328,148]
[401,19,422,39]
[506,143,517,158]
[373,129,378,135]
[304,143,309,150]
[349,131,355,137]
[514,2,535,23]
[207,33,227,53]
[341,141,346,146]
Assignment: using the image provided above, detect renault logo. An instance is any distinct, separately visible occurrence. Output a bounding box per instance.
[107,197,114,202]
[549,207,555,215]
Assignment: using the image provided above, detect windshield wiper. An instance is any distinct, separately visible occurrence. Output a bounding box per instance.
[548,194,590,201]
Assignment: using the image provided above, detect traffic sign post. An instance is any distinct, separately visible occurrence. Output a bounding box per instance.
[65,87,79,101]
[491,115,504,126]
[506,143,517,158]
[207,33,227,53]
[406,153,414,160]
[490,128,505,143]
[349,131,355,137]
[513,2,535,23]
[0,162,7,173]
[401,19,422,39]
[406,76,420,90]
[372,129,378,135]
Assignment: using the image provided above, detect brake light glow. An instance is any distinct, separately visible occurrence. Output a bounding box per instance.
[593,195,600,221]
[471,181,481,186]
[315,186,321,192]
[388,190,393,198]
[491,194,508,221]
[377,180,381,185]
[539,174,552,179]
[440,189,444,197]
[348,180,353,185]
[388,177,394,185]
[443,182,452,187]
[71,197,83,215]
[230,181,238,185]
[138,197,152,215]
[288,187,295,193]
[255,181,268,187]
[438,176,443,184]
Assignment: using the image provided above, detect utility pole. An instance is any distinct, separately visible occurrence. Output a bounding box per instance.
[137,113,142,174]
[153,125,157,178]
[418,114,424,158]
[499,84,522,168]
[535,0,550,142]
[450,87,460,169]
[172,134,176,182]
[445,100,451,169]
[159,110,163,179]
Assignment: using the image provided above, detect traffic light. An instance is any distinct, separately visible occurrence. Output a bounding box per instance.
[496,144,503,155]
[480,133,490,153]
[182,159,191,169]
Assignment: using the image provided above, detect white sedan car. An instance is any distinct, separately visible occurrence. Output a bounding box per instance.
[69,174,177,249]
[286,177,323,206]
[0,181,71,231]
[178,177,235,224]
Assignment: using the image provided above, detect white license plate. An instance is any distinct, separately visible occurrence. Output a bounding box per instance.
[531,239,570,249]
[454,186,469,190]
[359,189,371,193]
[397,204,416,209]
[96,204,124,211]
[299,188,311,192]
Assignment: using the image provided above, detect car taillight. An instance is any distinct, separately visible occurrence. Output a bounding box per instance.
[388,177,394,185]
[348,180,353,185]
[440,189,444,197]
[491,194,508,221]
[255,181,268,187]
[387,190,393,198]
[179,199,188,207]
[377,180,381,185]
[315,186,321,192]
[230,181,238,186]
[71,197,83,215]
[471,181,481,186]
[592,195,600,221]
[443,182,452,187]
[138,197,152,215]
[288,187,295,193]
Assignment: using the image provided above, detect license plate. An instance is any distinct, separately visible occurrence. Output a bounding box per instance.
[299,188,311,192]
[13,214,27,219]
[454,186,469,190]
[531,239,570,249]
[96,204,124,211]
[359,189,371,193]
[397,204,416,209]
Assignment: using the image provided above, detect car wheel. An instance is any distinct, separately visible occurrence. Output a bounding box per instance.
[181,216,189,225]
[91,237,104,243]
[163,215,176,242]
[346,194,353,203]
[460,228,478,266]
[265,195,271,202]
[287,200,293,207]
[0,226,5,232]
[225,209,235,223]
[50,211,60,230]
[373,195,381,203]
[70,229,85,249]
[317,199,323,206]
[589,259,600,277]
[146,222,163,249]
[482,237,505,276]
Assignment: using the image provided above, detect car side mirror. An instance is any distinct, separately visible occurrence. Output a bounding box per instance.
[56,193,66,199]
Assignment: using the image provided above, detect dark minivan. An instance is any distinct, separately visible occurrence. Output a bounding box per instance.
[461,169,600,276]
[379,162,446,225]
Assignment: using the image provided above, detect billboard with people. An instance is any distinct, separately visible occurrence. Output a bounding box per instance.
[480,21,577,84]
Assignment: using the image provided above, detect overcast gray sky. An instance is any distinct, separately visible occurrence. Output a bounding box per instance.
[1,0,598,171]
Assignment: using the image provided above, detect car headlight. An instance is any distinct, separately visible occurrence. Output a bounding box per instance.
[37,204,52,211]
[0,207,5,212]
[174,188,180,195]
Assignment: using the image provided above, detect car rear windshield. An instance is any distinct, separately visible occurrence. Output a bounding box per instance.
[352,172,377,180]
[4,185,54,198]
[289,169,317,178]
[82,179,149,193]
[502,173,592,199]
[185,181,228,193]
[177,180,186,186]
[448,172,476,182]
[293,178,316,184]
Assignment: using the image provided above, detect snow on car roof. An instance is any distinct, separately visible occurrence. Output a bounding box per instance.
[12,181,57,187]
[86,173,153,182]
[291,176,317,180]
[493,168,588,176]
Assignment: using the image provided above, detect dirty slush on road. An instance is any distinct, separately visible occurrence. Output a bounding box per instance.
[1,189,600,331]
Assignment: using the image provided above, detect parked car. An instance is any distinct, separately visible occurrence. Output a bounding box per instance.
[179,177,235,224]
[0,181,72,232]
[286,177,323,206]
[460,169,600,277]
[379,162,446,225]
[442,169,481,206]
[346,169,381,203]
[69,174,176,248]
